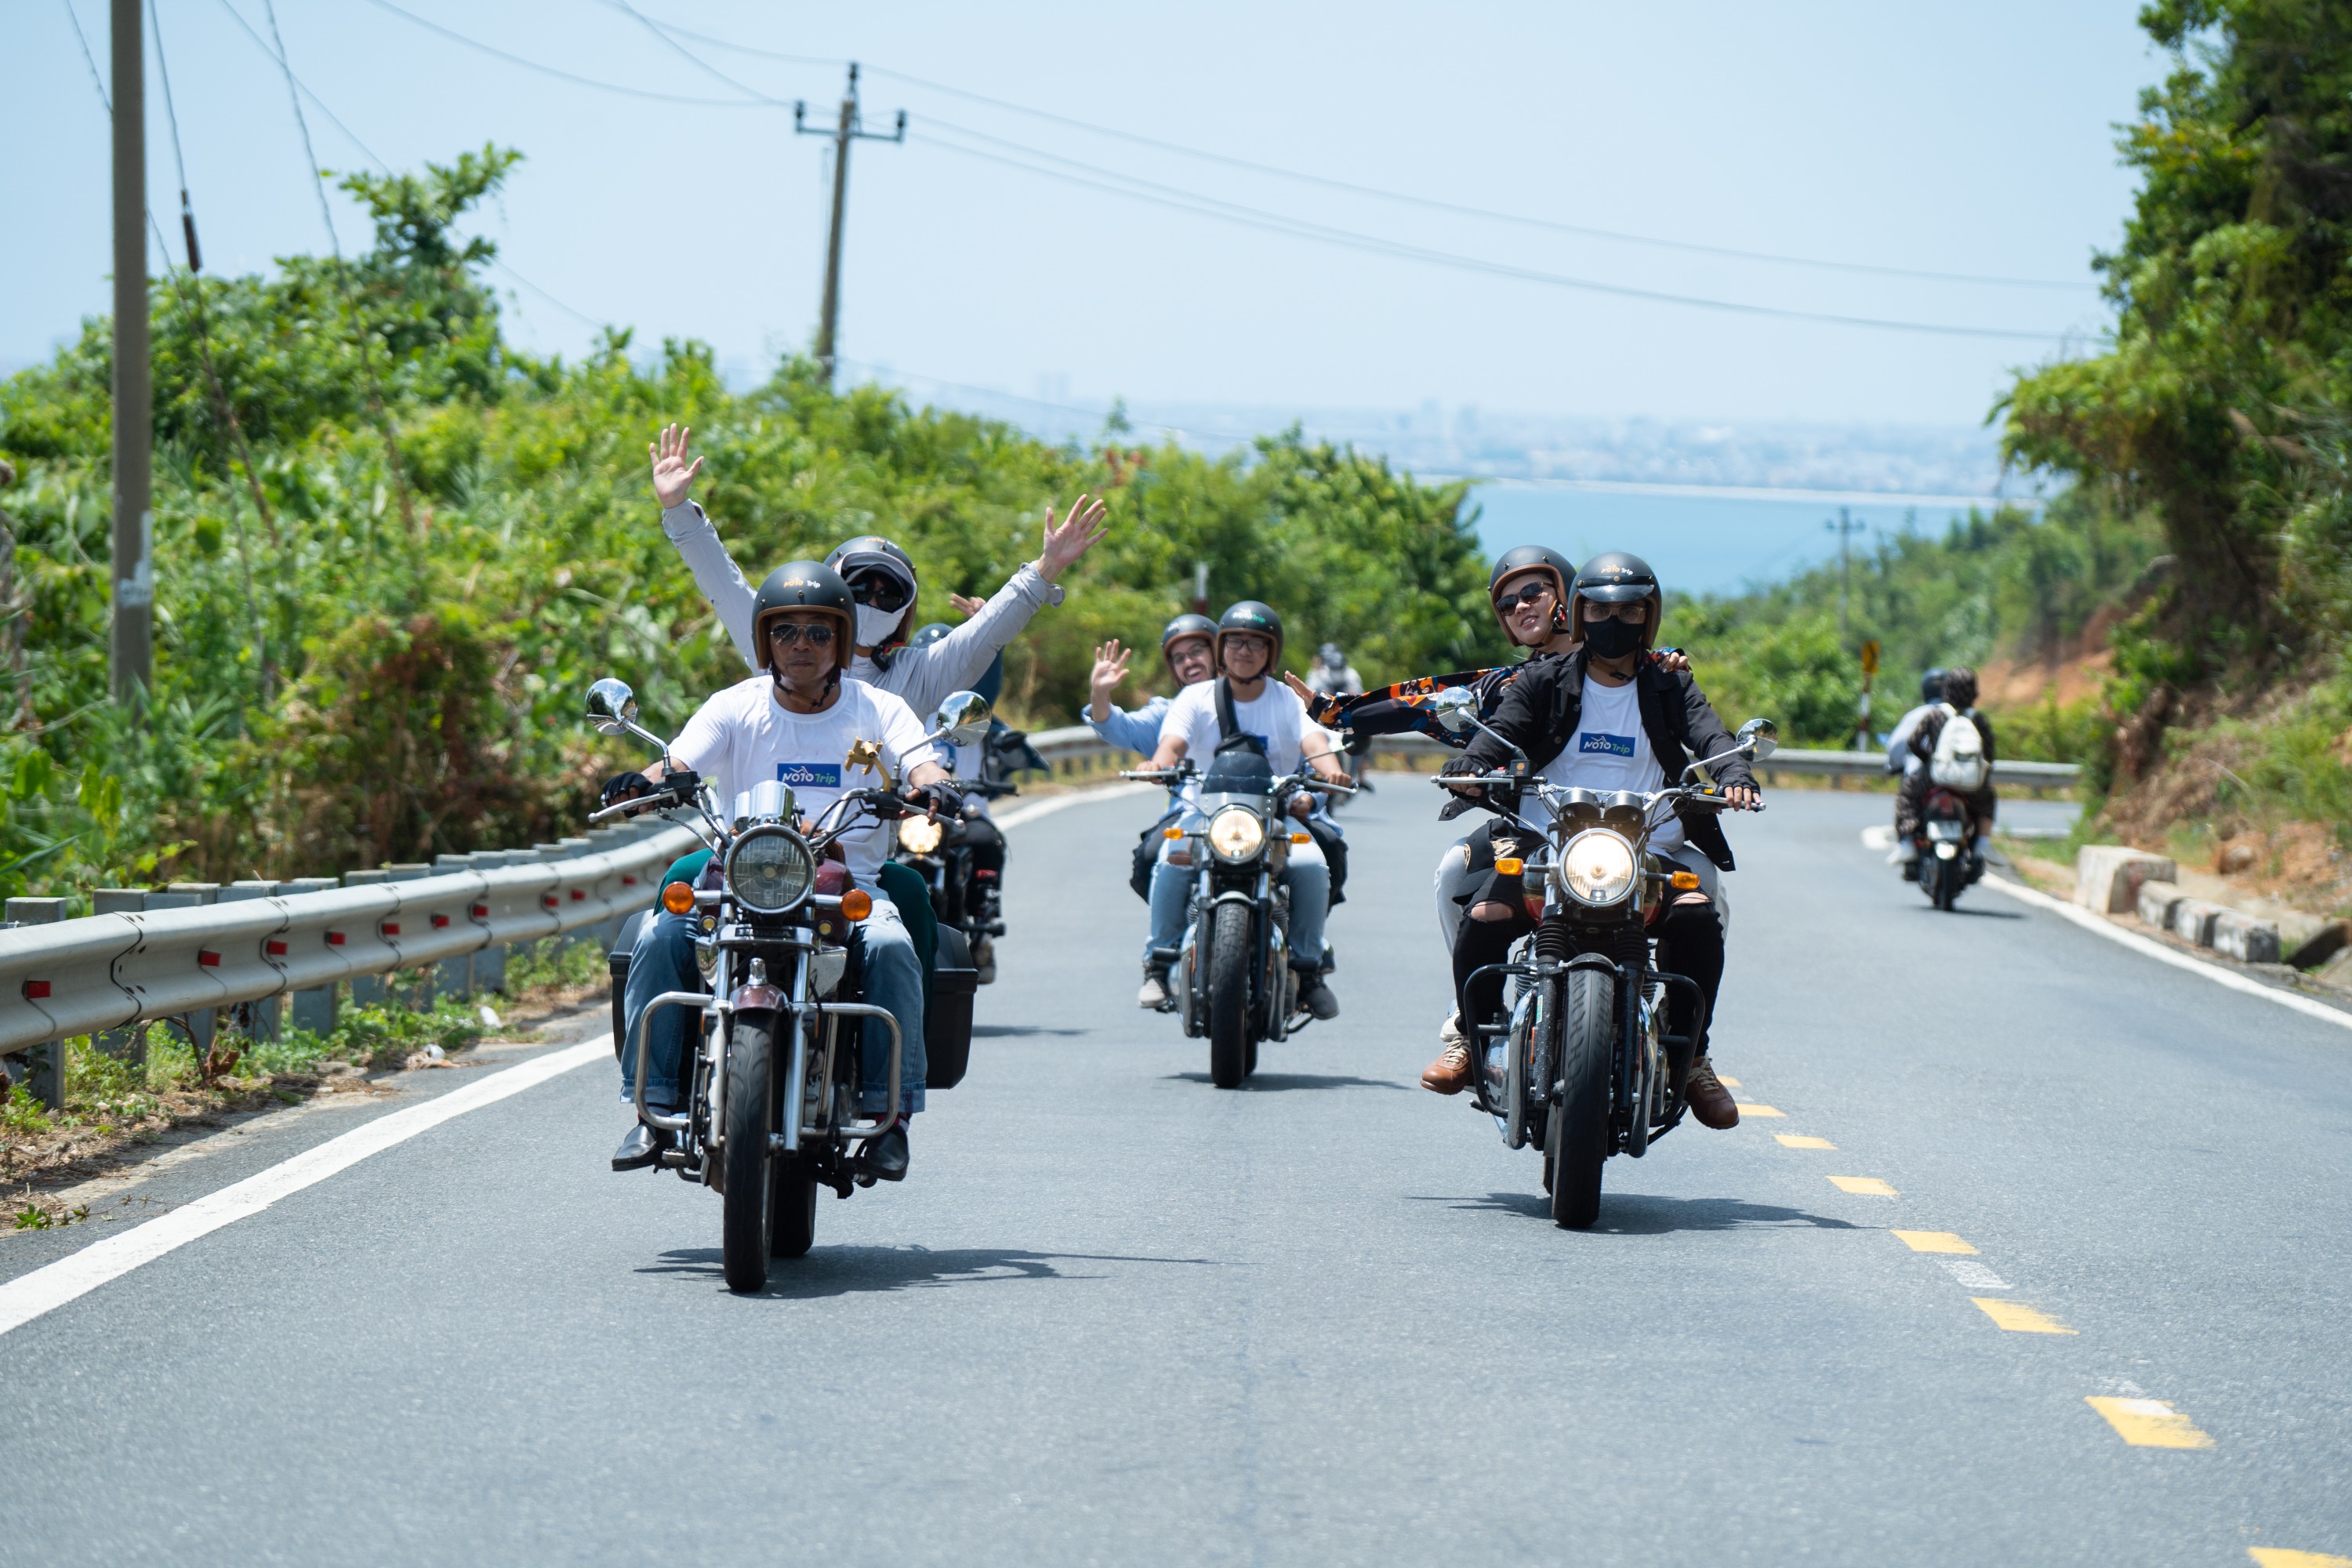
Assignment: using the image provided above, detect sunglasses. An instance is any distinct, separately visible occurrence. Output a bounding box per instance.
[1583,601,1648,622]
[1223,634,1273,655]
[767,622,837,648]
[848,572,913,612]
[1494,582,1555,611]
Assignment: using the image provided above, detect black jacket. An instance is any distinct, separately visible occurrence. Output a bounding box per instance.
[1457,647,1755,872]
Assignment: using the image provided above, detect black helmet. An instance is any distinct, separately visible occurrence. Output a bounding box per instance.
[1160,612,1216,672]
[1487,544,1575,644]
[1919,667,1948,704]
[1215,601,1284,671]
[1942,665,1979,708]
[1569,551,1663,651]
[752,561,855,677]
[1317,642,1347,669]
[908,622,956,651]
[825,535,919,655]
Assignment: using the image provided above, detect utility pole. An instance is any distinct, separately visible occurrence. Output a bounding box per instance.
[110,0,152,705]
[795,64,904,390]
[1824,506,1864,644]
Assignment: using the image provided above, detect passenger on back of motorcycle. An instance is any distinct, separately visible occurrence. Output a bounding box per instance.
[1427,551,1756,1132]
[1884,667,1947,878]
[1894,663,1997,866]
[1147,602,1354,1020]
[1087,618,1218,1010]
[604,561,954,1181]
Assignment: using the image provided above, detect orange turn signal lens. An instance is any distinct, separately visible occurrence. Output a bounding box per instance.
[840,888,873,921]
[1290,832,1311,844]
[1163,826,1184,840]
[1670,870,1701,891]
[1496,857,1524,877]
[661,881,695,916]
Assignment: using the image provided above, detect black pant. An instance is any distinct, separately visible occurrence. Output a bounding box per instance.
[1452,901,1726,1059]
[961,815,1005,921]
[1896,771,1996,840]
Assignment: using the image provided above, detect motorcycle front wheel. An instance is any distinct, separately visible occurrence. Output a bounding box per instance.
[721,1011,777,1293]
[769,1157,818,1261]
[1207,901,1253,1089]
[1548,965,1612,1230]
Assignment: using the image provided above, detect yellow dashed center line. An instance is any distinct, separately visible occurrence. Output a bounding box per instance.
[1970,1298,2077,1334]
[2085,1396,2214,1449]
[1717,1076,1740,1087]
[1736,1103,1785,1118]
[1774,1134,1835,1149]
[1892,1230,1976,1254]
[1827,1175,1897,1196]
[2249,1550,2352,1566]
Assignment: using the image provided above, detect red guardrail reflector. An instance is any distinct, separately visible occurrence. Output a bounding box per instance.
[266,940,289,956]
[540,895,557,909]
[326,931,347,946]
[470,904,488,918]
[381,922,401,937]
[198,949,222,967]
[431,914,451,928]
[21,979,50,1000]
[569,888,586,902]
[621,875,638,886]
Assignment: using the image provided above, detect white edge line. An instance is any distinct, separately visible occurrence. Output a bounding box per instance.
[1977,874,2352,1034]
[995,781,1156,830]
[0,1036,610,1339]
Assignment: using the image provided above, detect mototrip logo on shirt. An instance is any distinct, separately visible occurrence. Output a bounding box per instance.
[1580,733,1637,758]
[778,762,841,788]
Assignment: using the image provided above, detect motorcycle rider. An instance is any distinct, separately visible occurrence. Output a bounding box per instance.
[1086,617,1220,1009]
[1886,667,1947,879]
[648,423,1108,710]
[1896,663,1997,849]
[1290,546,1687,1047]
[903,623,1021,982]
[1307,641,1370,784]
[1147,602,1354,1020]
[1428,552,1758,1131]
[605,561,956,1180]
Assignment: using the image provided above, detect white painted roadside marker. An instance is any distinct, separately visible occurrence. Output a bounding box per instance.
[0,1037,610,1340]
[1977,873,2352,1035]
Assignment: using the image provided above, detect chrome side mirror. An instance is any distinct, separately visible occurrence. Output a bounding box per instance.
[586,677,637,737]
[931,690,993,750]
[1738,717,1778,760]
[1428,686,1480,737]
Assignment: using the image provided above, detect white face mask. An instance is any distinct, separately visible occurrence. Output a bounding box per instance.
[855,604,906,649]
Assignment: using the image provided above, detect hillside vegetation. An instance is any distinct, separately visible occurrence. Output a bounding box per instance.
[0,147,1505,906]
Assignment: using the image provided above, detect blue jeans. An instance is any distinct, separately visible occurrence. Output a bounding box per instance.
[1142,841,1331,971]
[619,892,927,1120]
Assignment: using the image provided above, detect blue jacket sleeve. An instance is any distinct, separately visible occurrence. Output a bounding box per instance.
[1084,695,1171,755]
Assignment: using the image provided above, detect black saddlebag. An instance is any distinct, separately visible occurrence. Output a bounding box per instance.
[924,924,980,1088]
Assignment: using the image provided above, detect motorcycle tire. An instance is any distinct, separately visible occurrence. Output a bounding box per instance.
[1207,901,1253,1090]
[769,1156,818,1261]
[720,1011,777,1294]
[1548,966,1612,1230]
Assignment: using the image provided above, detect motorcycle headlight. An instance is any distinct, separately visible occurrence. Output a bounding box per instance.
[897,814,944,855]
[1558,829,1637,906]
[1207,806,1267,863]
[725,825,816,915]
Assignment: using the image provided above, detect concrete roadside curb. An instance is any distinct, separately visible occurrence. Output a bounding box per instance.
[1977,872,2352,1034]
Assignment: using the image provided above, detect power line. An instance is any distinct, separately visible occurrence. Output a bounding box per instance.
[631,13,2091,292]
[358,0,772,107]
[912,128,2075,343]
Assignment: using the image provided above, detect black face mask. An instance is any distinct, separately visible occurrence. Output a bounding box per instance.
[1581,615,1645,659]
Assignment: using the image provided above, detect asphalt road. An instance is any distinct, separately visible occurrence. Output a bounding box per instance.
[2,780,2347,1566]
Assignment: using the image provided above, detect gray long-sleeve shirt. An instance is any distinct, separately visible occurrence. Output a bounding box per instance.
[661,501,1065,717]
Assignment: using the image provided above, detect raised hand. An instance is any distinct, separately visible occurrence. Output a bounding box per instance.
[1091,639,1132,701]
[948,592,987,619]
[648,423,704,511]
[1036,493,1110,583]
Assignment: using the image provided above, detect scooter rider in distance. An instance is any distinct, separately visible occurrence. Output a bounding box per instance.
[603,561,956,1180]
[1430,551,1758,1131]
[1147,602,1353,1020]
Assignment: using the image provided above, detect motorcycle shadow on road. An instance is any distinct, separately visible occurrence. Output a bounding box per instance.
[1162,1072,1409,1091]
[640,1245,1222,1300]
[971,1025,1088,1037]
[1422,1192,1861,1234]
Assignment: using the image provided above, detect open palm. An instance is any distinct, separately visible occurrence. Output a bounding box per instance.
[648,423,704,510]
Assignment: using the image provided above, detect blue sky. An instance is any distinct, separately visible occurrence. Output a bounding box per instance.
[3,2,2160,428]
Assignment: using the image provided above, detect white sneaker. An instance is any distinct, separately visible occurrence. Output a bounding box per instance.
[1138,970,1171,1010]
[1438,1007,1467,1050]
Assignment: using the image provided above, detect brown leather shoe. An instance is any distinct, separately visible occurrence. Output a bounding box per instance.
[1685,1057,1739,1129]
[1421,1044,1473,1095]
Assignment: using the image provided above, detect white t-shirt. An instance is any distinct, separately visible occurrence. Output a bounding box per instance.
[1533,673,1683,852]
[669,676,938,880]
[1166,679,1320,776]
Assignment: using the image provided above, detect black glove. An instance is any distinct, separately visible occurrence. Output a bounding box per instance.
[912,779,963,818]
[600,771,654,808]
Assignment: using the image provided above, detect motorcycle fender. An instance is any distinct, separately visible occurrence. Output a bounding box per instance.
[731,984,782,1012]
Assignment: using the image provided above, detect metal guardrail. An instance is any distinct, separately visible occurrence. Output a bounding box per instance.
[0,819,701,1061]
[1026,724,2081,787]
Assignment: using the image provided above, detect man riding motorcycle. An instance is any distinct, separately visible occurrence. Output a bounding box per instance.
[1886,667,1947,879]
[604,561,955,1181]
[1896,663,1997,854]
[1147,602,1353,1020]
[648,423,1108,710]
[1290,545,1688,1047]
[1428,552,1757,1132]
[1085,616,1220,1009]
